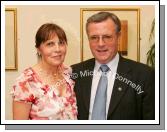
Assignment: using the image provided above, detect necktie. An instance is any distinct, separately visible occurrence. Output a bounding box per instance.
[91,64,110,120]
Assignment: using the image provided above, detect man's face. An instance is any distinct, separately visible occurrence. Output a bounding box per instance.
[87,18,120,64]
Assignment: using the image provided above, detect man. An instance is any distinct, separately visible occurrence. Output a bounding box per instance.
[71,12,155,120]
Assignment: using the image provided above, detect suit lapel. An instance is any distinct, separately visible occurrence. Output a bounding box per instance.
[82,59,95,112]
[107,56,132,118]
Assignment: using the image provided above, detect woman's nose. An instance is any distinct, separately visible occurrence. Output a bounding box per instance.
[54,43,60,52]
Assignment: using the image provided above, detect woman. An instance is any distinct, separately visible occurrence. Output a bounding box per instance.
[11,23,77,120]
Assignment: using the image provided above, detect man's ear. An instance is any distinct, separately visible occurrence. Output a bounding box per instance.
[117,31,121,45]
[117,31,121,37]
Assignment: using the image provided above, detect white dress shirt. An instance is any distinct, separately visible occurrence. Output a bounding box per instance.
[89,53,119,119]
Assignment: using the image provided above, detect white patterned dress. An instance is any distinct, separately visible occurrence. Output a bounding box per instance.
[11,66,78,120]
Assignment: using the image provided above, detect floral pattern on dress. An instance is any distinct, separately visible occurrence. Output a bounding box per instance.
[11,65,78,120]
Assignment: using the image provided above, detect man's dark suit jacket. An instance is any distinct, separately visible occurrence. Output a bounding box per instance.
[71,56,155,120]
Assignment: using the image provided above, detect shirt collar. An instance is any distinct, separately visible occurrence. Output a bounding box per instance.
[94,53,119,72]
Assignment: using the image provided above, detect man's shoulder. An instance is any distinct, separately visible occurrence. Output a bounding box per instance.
[71,58,95,71]
[120,57,154,73]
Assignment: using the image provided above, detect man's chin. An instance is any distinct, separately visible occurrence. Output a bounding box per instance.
[96,58,110,64]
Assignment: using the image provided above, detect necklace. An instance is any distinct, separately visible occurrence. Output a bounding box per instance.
[37,67,61,85]
[35,66,67,96]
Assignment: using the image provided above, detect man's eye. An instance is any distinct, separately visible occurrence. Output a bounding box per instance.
[103,35,112,39]
[90,36,98,40]
[103,35,113,42]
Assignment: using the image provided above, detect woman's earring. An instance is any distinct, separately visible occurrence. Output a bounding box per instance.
[37,52,41,57]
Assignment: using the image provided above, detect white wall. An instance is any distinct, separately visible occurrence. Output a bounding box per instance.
[5,5,154,120]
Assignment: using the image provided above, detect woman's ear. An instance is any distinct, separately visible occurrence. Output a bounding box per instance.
[36,48,41,57]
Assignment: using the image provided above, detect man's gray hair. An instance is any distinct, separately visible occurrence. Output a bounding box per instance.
[86,11,121,33]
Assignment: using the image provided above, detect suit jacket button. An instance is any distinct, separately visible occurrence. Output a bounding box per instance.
[118,87,122,91]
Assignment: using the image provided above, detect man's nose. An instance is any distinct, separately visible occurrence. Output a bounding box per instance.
[98,36,105,46]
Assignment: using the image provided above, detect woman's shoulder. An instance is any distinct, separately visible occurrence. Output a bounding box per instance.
[12,67,40,103]
[62,64,72,75]
[61,64,75,85]
[15,67,36,82]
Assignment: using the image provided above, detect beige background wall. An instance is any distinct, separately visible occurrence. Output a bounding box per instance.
[5,5,154,120]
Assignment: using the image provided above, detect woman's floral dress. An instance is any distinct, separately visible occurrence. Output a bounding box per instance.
[11,66,78,120]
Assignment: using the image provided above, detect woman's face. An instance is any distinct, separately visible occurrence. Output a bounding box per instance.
[38,34,67,67]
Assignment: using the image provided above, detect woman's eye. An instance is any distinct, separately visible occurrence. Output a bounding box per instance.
[45,41,65,46]
[47,42,54,46]
[58,41,65,45]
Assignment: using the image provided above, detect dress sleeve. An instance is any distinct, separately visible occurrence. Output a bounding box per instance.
[11,71,36,104]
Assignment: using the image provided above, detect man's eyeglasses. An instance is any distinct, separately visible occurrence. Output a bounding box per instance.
[88,35,115,43]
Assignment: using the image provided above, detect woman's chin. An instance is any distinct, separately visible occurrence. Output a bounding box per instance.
[53,62,63,67]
